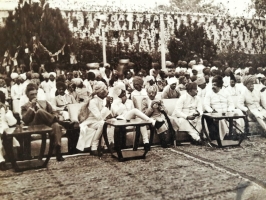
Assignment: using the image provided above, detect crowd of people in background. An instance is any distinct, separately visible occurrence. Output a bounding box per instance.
[0,57,266,171]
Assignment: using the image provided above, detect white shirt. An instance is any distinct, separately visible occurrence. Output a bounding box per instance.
[204,88,235,113]
[11,84,23,100]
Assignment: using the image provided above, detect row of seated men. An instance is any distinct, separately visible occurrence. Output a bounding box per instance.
[0,63,266,171]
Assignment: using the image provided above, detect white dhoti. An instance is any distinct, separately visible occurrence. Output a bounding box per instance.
[76,125,96,151]
[249,108,266,131]
[173,117,201,141]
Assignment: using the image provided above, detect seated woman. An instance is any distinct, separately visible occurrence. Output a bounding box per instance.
[0,91,19,170]
[51,81,76,121]
[111,85,165,151]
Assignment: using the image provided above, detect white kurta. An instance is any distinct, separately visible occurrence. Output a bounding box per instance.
[11,84,23,100]
[130,89,147,100]
[172,92,203,141]
[111,98,134,118]
[76,96,111,151]
[83,79,93,94]
[225,85,242,108]
[204,88,244,139]
[223,76,230,88]
[0,108,19,162]
[238,87,266,131]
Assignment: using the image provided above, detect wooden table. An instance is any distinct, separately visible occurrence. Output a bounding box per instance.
[102,118,154,162]
[201,112,249,148]
[2,125,54,172]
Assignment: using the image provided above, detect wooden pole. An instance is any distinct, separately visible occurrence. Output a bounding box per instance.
[102,26,107,64]
[160,12,166,70]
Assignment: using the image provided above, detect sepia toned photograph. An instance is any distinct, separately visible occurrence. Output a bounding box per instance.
[0,0,266,199]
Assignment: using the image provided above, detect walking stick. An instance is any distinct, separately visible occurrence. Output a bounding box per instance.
[187,117,212,147]
[160,110,177,147]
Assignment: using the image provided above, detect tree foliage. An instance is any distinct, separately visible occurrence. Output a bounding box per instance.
[168,19,217,64]
[168,0,225,14]
[254,0,266,17]
[0,1,72,63]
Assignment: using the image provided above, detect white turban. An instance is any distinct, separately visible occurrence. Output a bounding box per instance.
[165,61,172,67]
[256,73,265,78]
[42,72,49,79]
[189,60,196,66]
[211,66,218,71]
[20,73,27,80]
[10,73,19,80]
[195,77,206,85]
[234,68,242,75]
[113,82,126,96]
[146,75,155,82]
[72,78,83,85]
[168,77,177,85]
[49,72,56,78]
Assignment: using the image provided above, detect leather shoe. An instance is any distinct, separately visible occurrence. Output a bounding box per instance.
[144,143,150,151]
[90,150,99,156]
[56,155,65,162]
[191,139,203,145]
[155,120,165,129]
[58,120,75,129]
[0,162,7,171]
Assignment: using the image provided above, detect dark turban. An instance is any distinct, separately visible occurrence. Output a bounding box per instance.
[203,67,210,75]
[133,76,144,86]
[242,75,256,86]
[186,82,197,91]
[179,76,186,84]
[229,72,236,82]
[56,81,67,90]
[224,67,231,75]
[191,75,197,82]
[87,72,96,81]
[152,62,160,70]
[212,75,223,88]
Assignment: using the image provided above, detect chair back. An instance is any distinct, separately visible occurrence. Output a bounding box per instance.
[67,103,85,122]
[161,99,178,115]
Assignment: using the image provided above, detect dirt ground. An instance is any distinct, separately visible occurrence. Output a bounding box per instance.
[0,137,266,200]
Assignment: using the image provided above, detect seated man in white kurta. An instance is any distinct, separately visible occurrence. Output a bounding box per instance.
[77,81,113,156]
[225,72,243,108]
[238,75,266,134]
[172,82,203,145]
[0,91,19,170]
[204,75,245,140]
